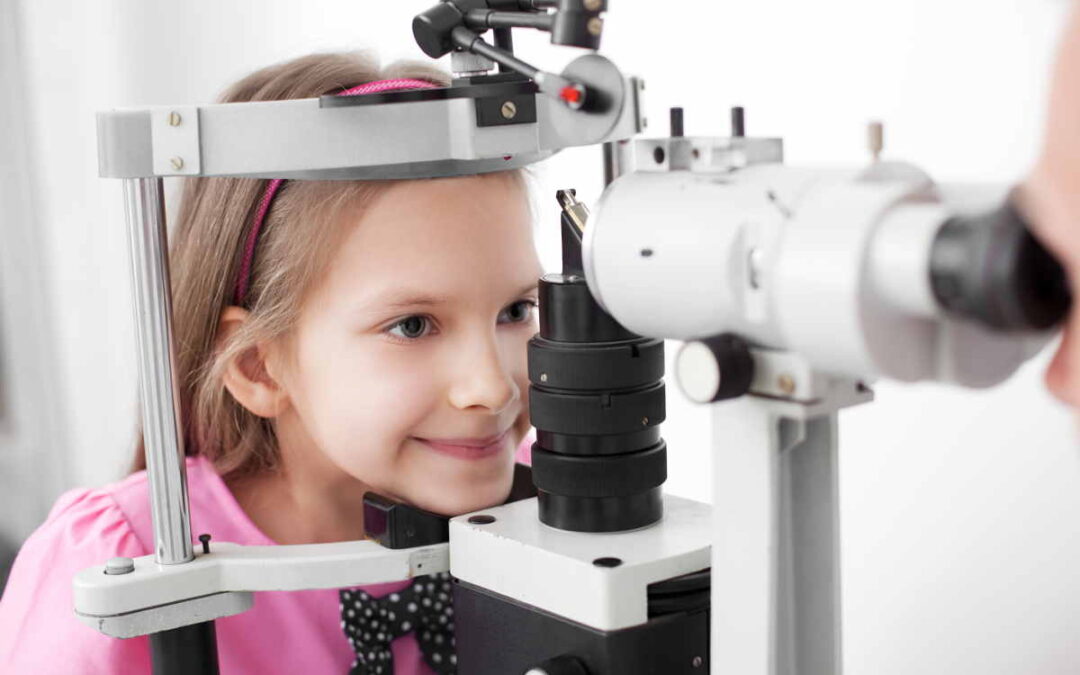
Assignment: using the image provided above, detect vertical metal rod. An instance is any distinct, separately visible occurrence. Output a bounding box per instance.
[123,177,194,565]
[493,27,514,73]
[602,141,616,187]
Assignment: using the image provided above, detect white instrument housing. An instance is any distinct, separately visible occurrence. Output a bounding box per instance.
[585,147,1048,387]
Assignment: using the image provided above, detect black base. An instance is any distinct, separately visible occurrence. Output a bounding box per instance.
[150,621,220,675]
[453,573,709,674]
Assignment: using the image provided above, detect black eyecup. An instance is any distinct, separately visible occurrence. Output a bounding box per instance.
[930,197,1072,331]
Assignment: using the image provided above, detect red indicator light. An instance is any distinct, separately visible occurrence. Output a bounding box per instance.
[560,86,583,105]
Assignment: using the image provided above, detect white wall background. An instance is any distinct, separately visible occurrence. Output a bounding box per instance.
[4,0,1079,672]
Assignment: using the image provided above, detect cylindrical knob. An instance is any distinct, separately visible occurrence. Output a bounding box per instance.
[676,334,754,404]
[104,557,135,575]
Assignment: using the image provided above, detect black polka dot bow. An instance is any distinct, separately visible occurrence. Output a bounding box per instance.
[339,572,457,674]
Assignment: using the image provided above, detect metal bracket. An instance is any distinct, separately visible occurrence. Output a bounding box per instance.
[74,539,449,637]
[150,106,201,176]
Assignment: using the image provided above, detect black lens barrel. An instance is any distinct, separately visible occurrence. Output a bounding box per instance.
[530,270,667,532]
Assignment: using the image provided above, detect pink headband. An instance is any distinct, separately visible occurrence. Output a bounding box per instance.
[233,78,440,306]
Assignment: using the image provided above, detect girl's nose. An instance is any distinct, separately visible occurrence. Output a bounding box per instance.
[447,336,518,415]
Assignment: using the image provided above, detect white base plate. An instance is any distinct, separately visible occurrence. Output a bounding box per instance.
[449,494,711,631]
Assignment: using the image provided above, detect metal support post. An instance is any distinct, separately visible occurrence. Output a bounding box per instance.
[710,392,855,675]
[123,177,193,565]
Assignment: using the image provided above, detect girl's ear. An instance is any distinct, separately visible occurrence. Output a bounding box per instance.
[217,306,290,418]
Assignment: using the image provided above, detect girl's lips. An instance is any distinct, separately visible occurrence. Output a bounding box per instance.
[414,429,511,460]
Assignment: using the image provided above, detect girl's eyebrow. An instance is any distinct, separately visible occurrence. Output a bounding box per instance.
[371,282,539,311]
[378,292,448,310]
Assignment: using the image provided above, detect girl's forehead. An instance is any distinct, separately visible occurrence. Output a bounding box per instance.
[318,175,540,304]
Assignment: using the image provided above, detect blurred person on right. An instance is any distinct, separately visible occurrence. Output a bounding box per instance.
[1021,1,1080,406]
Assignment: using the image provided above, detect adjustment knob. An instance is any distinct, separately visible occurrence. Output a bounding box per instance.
[525,654,590,675]
[675,334,754,403]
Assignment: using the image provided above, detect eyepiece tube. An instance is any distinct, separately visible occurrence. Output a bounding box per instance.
[930,198,1072,332]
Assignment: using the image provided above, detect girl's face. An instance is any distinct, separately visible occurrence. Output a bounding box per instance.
[275,175,541,516]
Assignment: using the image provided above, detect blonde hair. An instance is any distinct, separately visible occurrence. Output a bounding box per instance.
[131,52,522,479]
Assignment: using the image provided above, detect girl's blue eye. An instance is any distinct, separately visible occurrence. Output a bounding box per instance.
[499,300,537,324]
[388,315,431,340]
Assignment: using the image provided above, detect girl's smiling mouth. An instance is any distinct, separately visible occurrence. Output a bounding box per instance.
[412,429,512,460]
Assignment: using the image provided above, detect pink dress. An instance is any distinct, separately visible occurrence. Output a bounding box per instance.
[0,441,532,674]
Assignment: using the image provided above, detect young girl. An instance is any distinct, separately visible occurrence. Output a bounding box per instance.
[0,52,541,674]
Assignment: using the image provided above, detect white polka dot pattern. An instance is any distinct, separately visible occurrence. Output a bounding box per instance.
[339,572,457,674]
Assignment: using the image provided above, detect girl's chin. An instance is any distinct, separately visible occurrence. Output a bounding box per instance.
[406,477,515,518]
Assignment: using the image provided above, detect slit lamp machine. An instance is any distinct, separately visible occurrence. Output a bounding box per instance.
[73,2,1071,673]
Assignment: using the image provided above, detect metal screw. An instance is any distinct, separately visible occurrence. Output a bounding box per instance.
[641,417,649,426]
[168,111,182,127]
[584,0,602,10]
[500,100,517,120]
[587,17,603,36]
[104,557,135,575]
[468,514,496,525]
[170,156,184,171]
[540,373,548,383]
[692,656,704,668]
[778,374,796,395]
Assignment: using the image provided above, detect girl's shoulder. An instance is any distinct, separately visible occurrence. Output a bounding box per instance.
[0,456,264,674]
[0,469,155,673]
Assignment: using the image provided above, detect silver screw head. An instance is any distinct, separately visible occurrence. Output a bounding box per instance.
[167,111,182,127]
[692,655,704,668]
[641,416,649,426]
[584,0,602,10]
[500,100,517,120]
[540,373,548,383]
[169,156,185,171]
[105,557,135,575]
[587,17,603,36]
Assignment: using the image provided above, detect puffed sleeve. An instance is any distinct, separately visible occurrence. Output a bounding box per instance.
[0,488,151,674]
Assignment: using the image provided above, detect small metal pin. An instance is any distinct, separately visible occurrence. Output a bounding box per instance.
[540,373,548,382]
[731,106,746,138]
[169,156,184,171]
[641,417,649,426]
[868,121,884,163]
[501,100,517,120]
[670,107,684,138]
[199,533,212,554]
[587,17,603,36]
